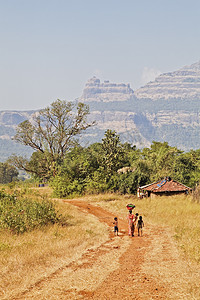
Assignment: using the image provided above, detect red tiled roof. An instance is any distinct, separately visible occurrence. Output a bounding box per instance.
[140,178,192,193]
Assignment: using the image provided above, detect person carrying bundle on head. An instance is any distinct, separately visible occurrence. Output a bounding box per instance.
[126,204,135,237]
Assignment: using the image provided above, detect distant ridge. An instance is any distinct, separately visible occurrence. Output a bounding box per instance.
[135,61,200,100]
[1,61,200,161]
[79,76,134,102]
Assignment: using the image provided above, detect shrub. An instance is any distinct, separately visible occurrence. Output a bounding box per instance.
[50,175,85,197]
[0,190,61,234]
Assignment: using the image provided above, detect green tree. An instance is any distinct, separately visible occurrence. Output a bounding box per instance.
[11,100,94,179]
[141,141,182,182]
[173,150,200,187]
[101,129,124,175]
[51,145,100,196]
[0,162,18,183]
[122,142,141,167]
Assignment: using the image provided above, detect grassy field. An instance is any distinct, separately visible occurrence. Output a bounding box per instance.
[0,186,109,299]
[79,193,200,263]
[0,185,200,298]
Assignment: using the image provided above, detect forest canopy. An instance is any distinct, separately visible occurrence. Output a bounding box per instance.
[5,100,200,196]
[50,136,200,197]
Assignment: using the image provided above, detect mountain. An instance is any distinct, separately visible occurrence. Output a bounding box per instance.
[78,69,200,151]
[135,61,200,100]
[77,77,151,147]
[79,76,134,102]
[0,111,35,161]
[1,61,200,161]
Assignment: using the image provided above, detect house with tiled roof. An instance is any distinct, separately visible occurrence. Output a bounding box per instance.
[138,177,192,198]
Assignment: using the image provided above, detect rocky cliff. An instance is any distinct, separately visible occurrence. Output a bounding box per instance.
[78,65,200,151]
[79,76,134,102]
[0,111,35,161]
[1,61,200,161]
[135,61,200,100]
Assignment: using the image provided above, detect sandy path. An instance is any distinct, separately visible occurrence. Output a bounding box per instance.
[13,200,200,300]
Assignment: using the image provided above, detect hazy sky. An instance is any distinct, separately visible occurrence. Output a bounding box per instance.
[1,0,200,110]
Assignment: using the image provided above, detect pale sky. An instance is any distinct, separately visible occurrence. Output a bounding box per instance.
[0,0,200,110]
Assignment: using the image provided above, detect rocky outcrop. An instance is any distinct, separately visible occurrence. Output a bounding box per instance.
[0,111,36,161]
[79,76,134,102]
[2,62,200,161]
[0,111,36,127]
[81,66,200,151]
[135,61,200,100]
[145,111,200,127]
[84,110,151,149]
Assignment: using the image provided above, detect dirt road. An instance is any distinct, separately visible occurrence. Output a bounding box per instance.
[14,200,200,300]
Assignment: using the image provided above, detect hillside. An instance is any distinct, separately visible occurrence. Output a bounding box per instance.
[135,61,200,100]
[0,111,34,161]
[79,68,200,151]
[1,62,200,161]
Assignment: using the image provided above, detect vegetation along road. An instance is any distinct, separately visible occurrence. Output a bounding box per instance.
[12,196,200,300]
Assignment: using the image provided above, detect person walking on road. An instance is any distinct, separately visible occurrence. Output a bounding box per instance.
[113,217,119,236]
[137,215,144,236]
[127,210,135,236]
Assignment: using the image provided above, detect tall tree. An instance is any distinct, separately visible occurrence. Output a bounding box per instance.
[141,141,182,182]
[101,129,124,175]
[11,100,95,179]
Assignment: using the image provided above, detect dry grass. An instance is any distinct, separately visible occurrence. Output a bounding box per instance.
[61,193,200,299]
[2,185,53,199]
[80,193,200,264]
[79,193,200,298]
[1,187,200,298]
[141,194,200,263]
[0,189,109,299]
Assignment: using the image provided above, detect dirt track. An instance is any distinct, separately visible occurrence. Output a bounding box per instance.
[14,200,200,300]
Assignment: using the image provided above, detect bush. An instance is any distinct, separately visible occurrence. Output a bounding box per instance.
[50,175,85,197]
[0,190,60,234]
[85,171,109,194]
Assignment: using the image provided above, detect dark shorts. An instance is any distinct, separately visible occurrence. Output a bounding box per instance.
[114,226,118,232]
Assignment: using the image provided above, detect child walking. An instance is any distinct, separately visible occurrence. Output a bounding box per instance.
[113,217,119,236]
[137,216,144,236]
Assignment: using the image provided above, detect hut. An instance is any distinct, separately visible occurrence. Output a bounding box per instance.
[138,177,192,198]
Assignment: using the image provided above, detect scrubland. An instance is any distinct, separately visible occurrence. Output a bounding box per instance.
[85,193,200,263]
[0,185,200,298]
[0,186,108,299]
